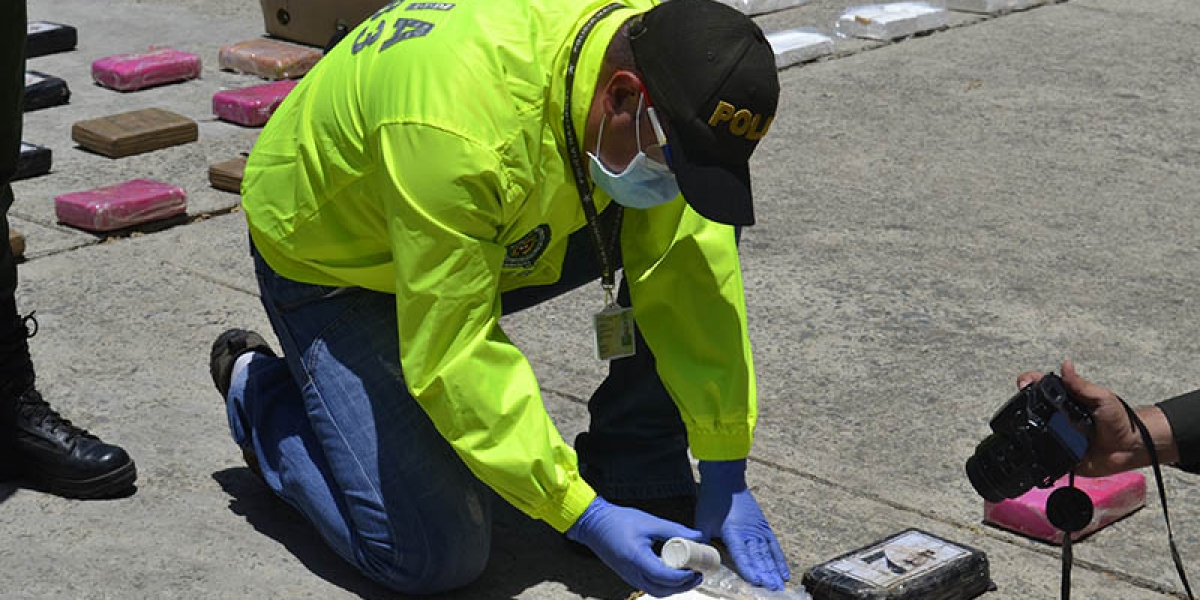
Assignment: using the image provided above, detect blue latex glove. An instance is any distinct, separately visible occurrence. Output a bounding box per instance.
[566,496,705,597]
[695,459,791,591]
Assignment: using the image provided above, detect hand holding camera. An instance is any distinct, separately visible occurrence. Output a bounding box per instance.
[966,364,1095,503]
[1016,360,1177,478]
[972,360,1195,599]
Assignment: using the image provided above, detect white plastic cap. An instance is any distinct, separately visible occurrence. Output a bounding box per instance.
[661,537,722,574]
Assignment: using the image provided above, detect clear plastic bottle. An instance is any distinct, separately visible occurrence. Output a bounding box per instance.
[660,538,812,600]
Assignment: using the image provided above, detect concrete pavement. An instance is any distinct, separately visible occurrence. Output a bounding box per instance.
[2,0,1199,597]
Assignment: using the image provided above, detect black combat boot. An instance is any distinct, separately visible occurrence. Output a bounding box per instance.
[0,312,136,498]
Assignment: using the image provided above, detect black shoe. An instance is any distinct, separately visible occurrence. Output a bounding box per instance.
[14,386,137,499]
[209,328,276,398]
[210,329,276,479]
[0,311,136,498]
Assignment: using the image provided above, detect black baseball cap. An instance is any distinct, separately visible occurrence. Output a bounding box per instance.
[629,0,780,226]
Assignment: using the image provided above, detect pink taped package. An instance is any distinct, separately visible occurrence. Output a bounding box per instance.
[983,472,1146,543]
[91,48,202,91]
[55,179,187,232]
[212,80,298,126]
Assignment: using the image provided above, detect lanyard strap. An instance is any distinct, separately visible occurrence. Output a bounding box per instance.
[563,3,625,296]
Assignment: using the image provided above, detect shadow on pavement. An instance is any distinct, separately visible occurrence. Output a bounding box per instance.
[213,467,633,599]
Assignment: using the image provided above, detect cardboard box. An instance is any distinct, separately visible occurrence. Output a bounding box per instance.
[259,0,390,48]
[72,108,198,158]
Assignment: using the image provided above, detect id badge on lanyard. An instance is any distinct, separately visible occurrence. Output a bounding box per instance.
[593,295,635,360]
[562,3,637,362]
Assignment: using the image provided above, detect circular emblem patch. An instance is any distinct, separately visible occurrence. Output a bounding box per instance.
[504,224,551,269]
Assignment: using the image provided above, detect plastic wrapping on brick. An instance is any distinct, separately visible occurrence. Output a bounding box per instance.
[835,3,949,41]
[983,472,1146,544]
[217,39,322,80]
[940,0,1045,15]
[91,48,203,92]
[24,71,70,112]
[26,21,77,58]
[212,80,298,126]
[14,142,51,182]
[802,529,992,600]
[55,179,187,233]
[714,0,813,15]
[766,28,834,69]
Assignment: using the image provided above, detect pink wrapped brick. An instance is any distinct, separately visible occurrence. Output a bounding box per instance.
[984,472,1146,544]
[212,80,298,127]
[55,179,187,232]
[91,48,202,91]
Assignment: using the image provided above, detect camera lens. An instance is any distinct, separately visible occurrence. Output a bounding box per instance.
[965,433,1036,502]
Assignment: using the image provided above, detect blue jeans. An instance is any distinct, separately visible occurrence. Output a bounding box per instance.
[228,218,695,593]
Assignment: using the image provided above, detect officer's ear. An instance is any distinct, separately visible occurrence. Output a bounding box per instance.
[600,69,644,118]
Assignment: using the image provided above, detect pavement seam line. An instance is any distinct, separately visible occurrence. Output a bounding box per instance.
[11,207,244,263]
[162,259,259,297]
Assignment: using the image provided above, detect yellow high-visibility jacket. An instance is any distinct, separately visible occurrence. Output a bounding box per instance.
[242,0,757,533]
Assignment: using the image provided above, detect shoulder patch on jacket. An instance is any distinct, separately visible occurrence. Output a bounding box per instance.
[504,224,551,269]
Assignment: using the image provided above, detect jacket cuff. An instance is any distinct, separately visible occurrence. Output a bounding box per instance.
[687,426,753,462]
[541,476,597,534]
[1156,390,1200,473]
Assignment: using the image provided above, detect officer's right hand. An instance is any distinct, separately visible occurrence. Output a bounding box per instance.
[566,496,704,597]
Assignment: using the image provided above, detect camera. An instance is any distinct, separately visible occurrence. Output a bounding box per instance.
[965,373,1095,503]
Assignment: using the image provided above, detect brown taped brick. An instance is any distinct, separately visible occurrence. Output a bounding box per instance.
[71,108,198,158]
[9,228,25,259]
[208,157,247,193]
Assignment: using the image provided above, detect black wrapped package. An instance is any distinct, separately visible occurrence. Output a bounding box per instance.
[26,21,78,58]
[24,71,70,112]
[14,142,51,181]
[802,529,994,600]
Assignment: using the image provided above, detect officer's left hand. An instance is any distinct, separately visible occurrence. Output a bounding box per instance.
[695,459,790,591]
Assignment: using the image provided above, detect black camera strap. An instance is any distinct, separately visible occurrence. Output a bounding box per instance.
[1054,400,1194,600]
[1121,397,1195,599]
[1049,472,1089,600]
[1060,503,1073,600]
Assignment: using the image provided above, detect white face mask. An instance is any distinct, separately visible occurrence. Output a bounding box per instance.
[587,94,680,210]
